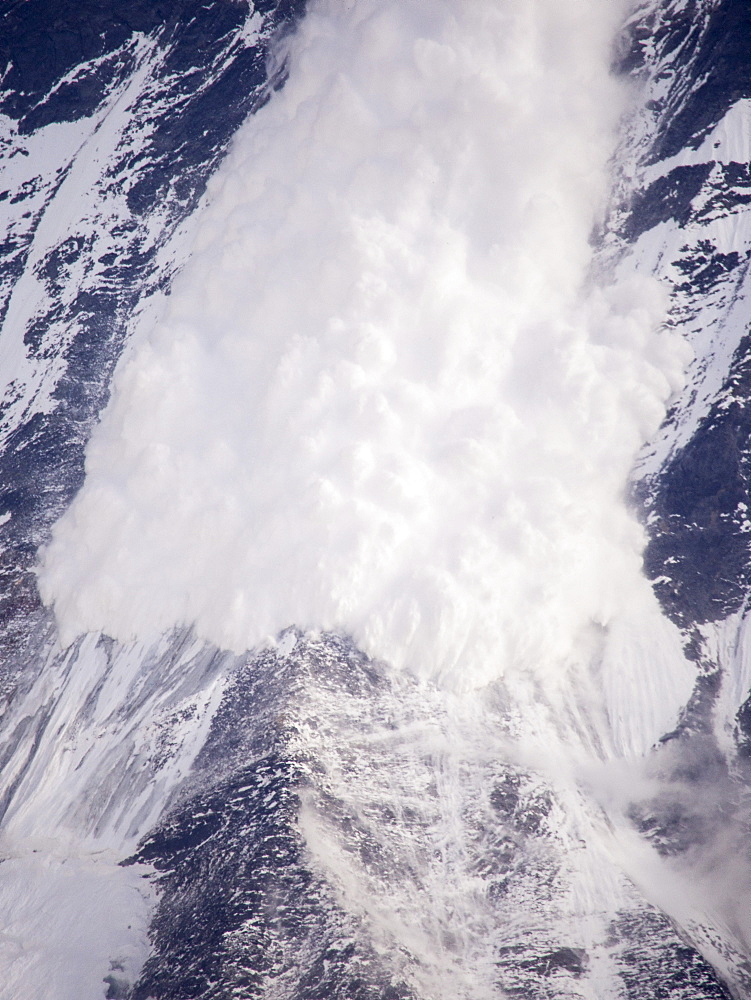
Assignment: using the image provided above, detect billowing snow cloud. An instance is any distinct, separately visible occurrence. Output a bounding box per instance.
[39,0,689,695]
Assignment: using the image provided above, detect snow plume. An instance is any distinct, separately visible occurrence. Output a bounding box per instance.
[39,0,689,693]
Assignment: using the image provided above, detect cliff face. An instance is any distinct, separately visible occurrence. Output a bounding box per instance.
[1,2,751,998]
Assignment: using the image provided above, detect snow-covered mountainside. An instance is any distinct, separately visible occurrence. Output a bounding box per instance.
[0,1,750,998]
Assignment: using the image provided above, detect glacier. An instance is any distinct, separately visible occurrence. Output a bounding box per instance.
[0,0,750,998]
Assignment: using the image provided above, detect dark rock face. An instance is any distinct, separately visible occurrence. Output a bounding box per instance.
[653,0,751,161]
[621,164,714,243]
[641,336,751,632]
[0,0,299,134]
[617,0,751,162]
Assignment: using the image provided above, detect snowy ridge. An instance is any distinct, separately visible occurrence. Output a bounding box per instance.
[129,632,725,1000]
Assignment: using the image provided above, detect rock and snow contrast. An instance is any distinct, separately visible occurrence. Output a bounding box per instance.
[0,0,750,997]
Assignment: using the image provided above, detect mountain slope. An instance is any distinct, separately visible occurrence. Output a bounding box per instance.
[0,1,750,999]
